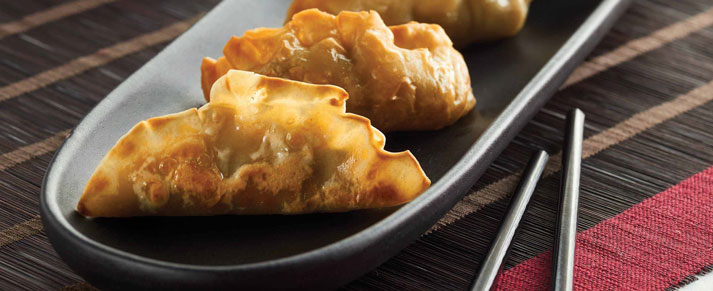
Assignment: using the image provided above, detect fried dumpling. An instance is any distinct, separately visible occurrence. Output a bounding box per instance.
[286,0,531,47]
[201,9,475,133]
[78,70,430,217]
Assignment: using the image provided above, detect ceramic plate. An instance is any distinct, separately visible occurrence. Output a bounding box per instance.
[41,0,631,289]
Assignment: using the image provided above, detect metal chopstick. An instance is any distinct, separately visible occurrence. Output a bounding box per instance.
[471,150,549,291]
[552,109,585,291]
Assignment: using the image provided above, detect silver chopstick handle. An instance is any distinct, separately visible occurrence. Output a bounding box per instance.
[552,108,584,291]
[471,150,549,291]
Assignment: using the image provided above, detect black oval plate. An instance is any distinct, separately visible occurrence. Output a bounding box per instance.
[41,0,631,290]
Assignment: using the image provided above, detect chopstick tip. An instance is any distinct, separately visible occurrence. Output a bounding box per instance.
[568,108,585,119]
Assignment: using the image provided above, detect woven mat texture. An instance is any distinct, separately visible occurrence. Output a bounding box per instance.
[1,0,712,290]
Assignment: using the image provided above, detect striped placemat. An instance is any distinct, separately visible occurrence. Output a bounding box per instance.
[1,0,712,290]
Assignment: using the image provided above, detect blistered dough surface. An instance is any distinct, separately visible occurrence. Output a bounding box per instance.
[286,0,531,47]
[78,71,430,217]
[201,9,475,132]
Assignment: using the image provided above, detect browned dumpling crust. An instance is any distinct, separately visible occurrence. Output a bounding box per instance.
[201,9,475,133]
[78,70,430,217]
[286,0,532,47]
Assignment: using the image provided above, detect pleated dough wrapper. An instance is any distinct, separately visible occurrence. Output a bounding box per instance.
[201,9,475,132]
[286,0,531,47]
[78,70,430,217]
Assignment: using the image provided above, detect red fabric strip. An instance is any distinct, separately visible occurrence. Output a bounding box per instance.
[495,166,713,290]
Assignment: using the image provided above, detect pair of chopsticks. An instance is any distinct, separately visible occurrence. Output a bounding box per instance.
[471,109,584,291]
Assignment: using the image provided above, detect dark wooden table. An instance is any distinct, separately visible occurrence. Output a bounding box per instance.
[1,0,713,290]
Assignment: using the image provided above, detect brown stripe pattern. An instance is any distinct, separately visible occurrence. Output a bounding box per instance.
[0,216,41,247]
[0,130,70,171]
[0,0,115,39]
[0,16,199,102]
[430,79,713,232]
[563,6,713,88]
[0,12,205,252]
[0,131,70,246]
[0,15,203,249]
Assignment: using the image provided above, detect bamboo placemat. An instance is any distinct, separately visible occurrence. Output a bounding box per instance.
[1,0,712,290]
